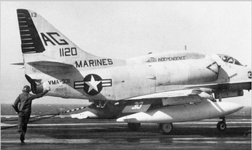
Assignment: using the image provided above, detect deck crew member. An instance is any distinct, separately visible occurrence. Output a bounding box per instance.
[12,85,50,143]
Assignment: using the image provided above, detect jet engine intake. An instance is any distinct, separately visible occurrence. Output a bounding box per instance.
[188,60,219,83]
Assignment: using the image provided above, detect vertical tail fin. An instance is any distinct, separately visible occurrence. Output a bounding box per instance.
[16,9,126,70]
[17,9,88,60]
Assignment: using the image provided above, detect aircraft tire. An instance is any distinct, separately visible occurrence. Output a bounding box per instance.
[217,121,227,131]
[128,123,141,131]
[159,123,173,134]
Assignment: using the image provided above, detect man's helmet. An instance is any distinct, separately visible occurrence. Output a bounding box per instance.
[22,85,31,93]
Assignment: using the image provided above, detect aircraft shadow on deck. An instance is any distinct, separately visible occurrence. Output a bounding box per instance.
[26,124,251,140]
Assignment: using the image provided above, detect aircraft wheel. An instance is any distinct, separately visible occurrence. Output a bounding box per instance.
[217,121,227,131]
[159,123,173,134]
[128,123,141,131]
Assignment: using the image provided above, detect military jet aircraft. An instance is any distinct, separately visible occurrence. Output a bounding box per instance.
[16,9,251,134]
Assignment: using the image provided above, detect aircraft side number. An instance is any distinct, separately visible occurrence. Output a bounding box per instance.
[59,47,77,57]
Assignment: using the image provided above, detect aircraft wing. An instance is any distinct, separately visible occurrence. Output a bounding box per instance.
[185,80,251,92]
[129,80,250,102]
[129,89,203,99]
[129,88,214,102]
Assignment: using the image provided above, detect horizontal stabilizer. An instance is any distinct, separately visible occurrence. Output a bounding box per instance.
[11,62,24,65]
[28,61,73,68]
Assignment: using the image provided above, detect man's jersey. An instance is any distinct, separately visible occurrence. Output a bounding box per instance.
[13,91,48,112]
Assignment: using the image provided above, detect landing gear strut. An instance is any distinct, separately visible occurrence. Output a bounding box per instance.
[128,123,141,131]
[216,95,227,131]
[217,117,227,131]
[159,123,173,134]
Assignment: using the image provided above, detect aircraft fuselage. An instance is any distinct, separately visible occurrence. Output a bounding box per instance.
[36,52,250,101]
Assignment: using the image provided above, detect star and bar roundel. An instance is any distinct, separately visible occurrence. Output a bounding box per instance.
[74,74,112,96]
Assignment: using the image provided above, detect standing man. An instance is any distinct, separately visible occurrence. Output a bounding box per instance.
[12,85,50,143]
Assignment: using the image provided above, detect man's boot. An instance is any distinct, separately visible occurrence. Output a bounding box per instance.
[20,132,25,143]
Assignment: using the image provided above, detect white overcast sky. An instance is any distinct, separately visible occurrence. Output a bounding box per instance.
[0,1,251,105]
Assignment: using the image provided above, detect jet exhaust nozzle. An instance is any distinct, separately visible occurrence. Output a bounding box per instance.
[25,74,44,94]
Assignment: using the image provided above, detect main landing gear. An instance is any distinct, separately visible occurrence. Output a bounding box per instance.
[217,117,227,131]
[128,123,174,134]
[159,123,173,134]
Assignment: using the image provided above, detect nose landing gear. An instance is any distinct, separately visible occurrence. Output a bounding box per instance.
[216,95,227,131]
[217,117,227,131]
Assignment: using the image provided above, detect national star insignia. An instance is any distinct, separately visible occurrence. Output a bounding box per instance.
[74,74,112,96]
[85,75,101,93]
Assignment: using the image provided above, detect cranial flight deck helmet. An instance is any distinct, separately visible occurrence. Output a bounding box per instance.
[22,85,31,93]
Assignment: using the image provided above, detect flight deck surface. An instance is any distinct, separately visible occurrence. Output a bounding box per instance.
[1,119,251,150]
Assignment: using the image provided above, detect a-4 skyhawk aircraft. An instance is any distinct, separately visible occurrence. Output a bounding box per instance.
[15,9,251,134]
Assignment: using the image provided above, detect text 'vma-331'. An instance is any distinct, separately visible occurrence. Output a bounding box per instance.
[15,9,251,134]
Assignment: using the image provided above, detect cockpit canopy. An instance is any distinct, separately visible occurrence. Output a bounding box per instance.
[218,54,243,66]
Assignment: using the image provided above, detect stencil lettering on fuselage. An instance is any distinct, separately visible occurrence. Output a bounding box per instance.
[48,79,70,85]
[74,74,112,96]
[75,59,113,68]
[147,56,186,63]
